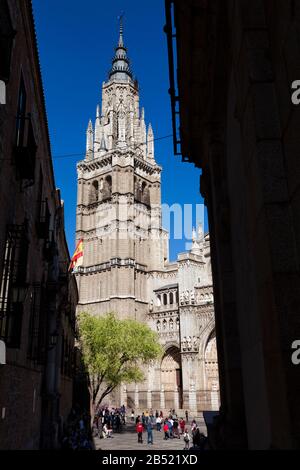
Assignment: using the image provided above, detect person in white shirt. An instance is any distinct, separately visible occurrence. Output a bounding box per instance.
[168,418,174,438]
[102,423,113,439]
[156,416,162,432]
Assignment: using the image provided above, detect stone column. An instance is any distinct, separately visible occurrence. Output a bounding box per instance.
[189,380,197,413]
[147,390,152,411]
[174,386,179,411]
[160,385,165,410]
[210,381,219,411]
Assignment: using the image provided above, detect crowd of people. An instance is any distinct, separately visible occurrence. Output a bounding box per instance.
[134,409,208,450]
[61,404,209,450]
[92,405,126,439]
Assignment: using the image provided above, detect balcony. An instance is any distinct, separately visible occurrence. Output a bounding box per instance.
[151,302,179,314]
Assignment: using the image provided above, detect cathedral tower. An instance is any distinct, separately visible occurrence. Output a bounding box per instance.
[76,21,168,321]
[75,20,218,413]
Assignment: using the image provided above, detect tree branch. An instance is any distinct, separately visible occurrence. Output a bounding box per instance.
[97,384,117,407]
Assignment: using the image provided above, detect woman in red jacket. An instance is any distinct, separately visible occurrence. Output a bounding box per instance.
[180,418,186,435]
[163,421,169,440]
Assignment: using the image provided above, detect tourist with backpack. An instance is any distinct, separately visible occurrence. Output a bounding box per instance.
[146,420,153,445]
[183,428,191,450]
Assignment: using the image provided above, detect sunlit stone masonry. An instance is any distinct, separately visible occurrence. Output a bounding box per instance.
[75,21,219,413]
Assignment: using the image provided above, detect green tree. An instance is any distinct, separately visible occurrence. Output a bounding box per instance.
[77,312,163,419]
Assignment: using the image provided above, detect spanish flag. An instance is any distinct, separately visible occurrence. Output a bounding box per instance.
[69,239,83,271]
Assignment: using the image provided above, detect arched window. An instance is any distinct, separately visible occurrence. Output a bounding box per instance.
[163,293,168,305]
[103,175,112,199]
[170,292,174,304]
[91,180,98,203]
[135,177,142,202]
[141,181,150,206]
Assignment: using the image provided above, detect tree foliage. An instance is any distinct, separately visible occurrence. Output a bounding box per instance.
[77,312,163,412]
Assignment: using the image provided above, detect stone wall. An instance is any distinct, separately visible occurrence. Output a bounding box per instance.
[168,0,300,449]
[0,0,78,449]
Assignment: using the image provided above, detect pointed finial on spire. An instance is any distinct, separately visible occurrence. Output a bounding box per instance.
[118,12,124,47]
[191,226,201,255]
[109,13,132,80]
[96,105,100,119]
[147,123,155,161]
[197,222,204,240]
[100,131,107,152]
[86,119,94,158]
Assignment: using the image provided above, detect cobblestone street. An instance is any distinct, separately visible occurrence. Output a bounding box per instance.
[94,415,207,451]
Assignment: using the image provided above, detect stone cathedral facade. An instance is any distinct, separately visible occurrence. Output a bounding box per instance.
[75,24,219,412]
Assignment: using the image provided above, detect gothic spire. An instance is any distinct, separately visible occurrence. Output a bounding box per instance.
[118,15,124,47]
[86,119,94,159]
[100,131,107,152]
[147,123,155,161]
[109,16,132,80]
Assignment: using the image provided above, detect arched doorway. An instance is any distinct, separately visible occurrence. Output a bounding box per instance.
[161,346,183,410]
[204,330,220,410]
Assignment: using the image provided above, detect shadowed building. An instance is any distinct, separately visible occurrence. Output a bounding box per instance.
[0,0,78,449]
[165,0,300,449]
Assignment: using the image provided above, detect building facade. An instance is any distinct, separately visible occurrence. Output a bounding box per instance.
[165,0,300,450]
[75,23,219,413]
[0,0,78,449]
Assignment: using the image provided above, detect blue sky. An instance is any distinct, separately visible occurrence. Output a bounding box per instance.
[32,0,206,261]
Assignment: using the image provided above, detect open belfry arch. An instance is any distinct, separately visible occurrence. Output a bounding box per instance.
[75,20,219,412]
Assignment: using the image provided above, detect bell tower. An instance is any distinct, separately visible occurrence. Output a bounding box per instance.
[75,20,167,321]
